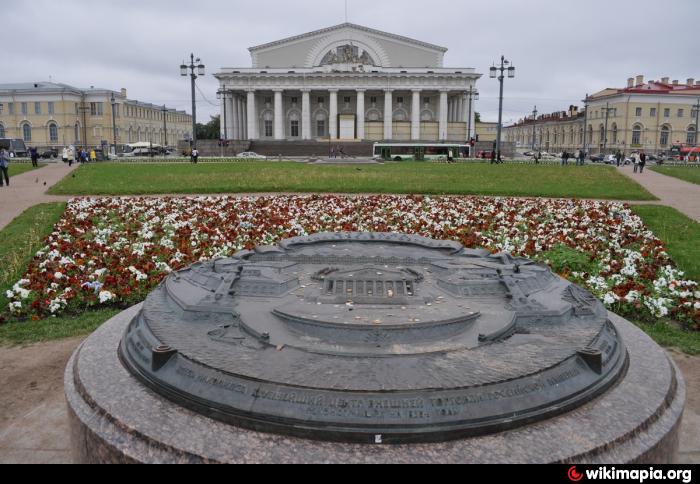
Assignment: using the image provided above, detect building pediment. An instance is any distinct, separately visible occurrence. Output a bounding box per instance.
[249,23,447,69]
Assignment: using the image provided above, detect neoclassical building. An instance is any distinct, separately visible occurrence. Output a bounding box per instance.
[215,23,481,143]
[0,82,192,150]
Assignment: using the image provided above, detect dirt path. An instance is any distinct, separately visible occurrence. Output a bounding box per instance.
[0,162,75,231]
[617,165,700,223]
[0,337,697,464]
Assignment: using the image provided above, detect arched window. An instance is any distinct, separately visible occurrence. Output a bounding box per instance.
[554,129,558,145]
[687,126,697,145]
[289,111,300,138]
[262,111,274,138]
[315,111,327,137]
[75,123,81,143]
[611,124,618,144]
[599,125,605,145]
[632,124,642,146]
[587,125,593,146]
[22,123,32,142]
[0,124,4,138]
[48,123,59,143]
[660,125,670,146]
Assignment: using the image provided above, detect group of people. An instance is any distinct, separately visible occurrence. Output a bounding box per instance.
[61,147,97,166]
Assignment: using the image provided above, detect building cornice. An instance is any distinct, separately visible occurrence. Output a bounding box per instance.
[248,23,449,54]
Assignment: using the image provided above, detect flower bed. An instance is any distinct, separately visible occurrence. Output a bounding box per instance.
[4,195,699,328]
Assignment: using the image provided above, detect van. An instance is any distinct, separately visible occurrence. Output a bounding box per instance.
[0,139,29,158]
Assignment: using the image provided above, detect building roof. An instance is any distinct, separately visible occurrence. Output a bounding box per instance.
[590,80,700,100]
[249,22,449,53]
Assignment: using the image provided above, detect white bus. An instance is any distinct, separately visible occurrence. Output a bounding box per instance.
[373,143,470,161]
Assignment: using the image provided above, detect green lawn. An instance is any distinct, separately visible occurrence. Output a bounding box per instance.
[7,163,46,178]
[632,205,700,281]
[48,162,657,200]
[651,166,700,186]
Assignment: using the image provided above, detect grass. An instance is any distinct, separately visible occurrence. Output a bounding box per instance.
[0,203,67,313]
[48,162,658,200]
[632,205,700,281]
[0,308,122,346]
[633,320,700,355]
[651,166,700,186]
[8,163,46,178]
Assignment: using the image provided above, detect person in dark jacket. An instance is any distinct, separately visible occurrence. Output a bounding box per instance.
[30,147,39,168]
[639,152,647,173]
[0,149,10,187]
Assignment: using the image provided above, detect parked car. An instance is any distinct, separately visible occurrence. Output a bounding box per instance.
[236,152,267,159]
[589,154,605,163]
[40,149,58,159]
[603,155,618,165]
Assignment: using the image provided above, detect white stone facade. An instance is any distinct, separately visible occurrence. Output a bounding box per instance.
[215,24,481,142]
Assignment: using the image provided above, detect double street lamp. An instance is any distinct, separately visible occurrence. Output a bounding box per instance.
[490,56,515,159]
[110,93,118,156]
[466,87,479,153]
[180,54,205,151]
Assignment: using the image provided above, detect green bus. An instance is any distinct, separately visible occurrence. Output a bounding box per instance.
[373,143,470,162]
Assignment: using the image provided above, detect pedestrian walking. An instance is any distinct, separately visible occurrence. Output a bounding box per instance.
[30,147,39,168]
[62,147,69,163]
[561,151,567,166]
[0,148,10,187]
[639,151,647,174]
[90,149,97,163]
[81,149,89,164]
[191,148,199,164]
[616,151,622,167]
[67,147,75,167]
[633,153,640,173]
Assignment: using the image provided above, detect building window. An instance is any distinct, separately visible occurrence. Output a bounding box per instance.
[688,126,697,145]
[650,108,656,117]
[344,96,351,104]
[35,102,41,115]
[291,120,299,137]
[397,97,404,104]
[693,109,699,119]
[612,124,618,144]
[0,125,4,138]
[664,108,670,118]
[49,123,58,143]
[264,120,273,137]
[291,97,298,105]
[424,97,430,105]
[75,103,79,115]
[75,123,80,142]
[632,125,642,145]
[91,102,104,116]
[660,126,670,146]
[317,97,325,104]
[635,107,642,117]
[678,109,684,118]
[8,103,14,115]
[0,104,3,115]
[21,103,28,115]
[317,120,326,137]
[48,102,54,115]
[22,123,31,142]
[370,96,377,105]
[264,97,272,105]
[599,126,605,144]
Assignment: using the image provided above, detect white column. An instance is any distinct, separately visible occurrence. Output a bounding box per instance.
[231,96,238,140]
[462,93,469,126]
[246,90,257,140]
[224,95,233,139]
[356,89,366,140]
[411,89,421,140]
[448,98,454,122]
[301,89,311,140]
[329,89,338,140]
[242,95,247,140]
[383,89,393,140]
[439,90,449,141]
[238,96,245,140]
[274,89,284,140]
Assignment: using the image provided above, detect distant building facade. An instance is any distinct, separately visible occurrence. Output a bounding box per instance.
[504,107,585,153]
[215,23,481,143]
[504,75,700,155]
[0,82,192,149]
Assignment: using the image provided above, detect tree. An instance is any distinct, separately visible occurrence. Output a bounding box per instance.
[475,112,482,123]
[195,116,221,140]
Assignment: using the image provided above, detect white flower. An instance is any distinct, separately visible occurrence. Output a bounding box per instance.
[624,291,640,303]
[54,272,64,280]
[99,291,116,304]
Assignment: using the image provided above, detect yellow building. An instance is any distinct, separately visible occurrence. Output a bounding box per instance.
[585,76,699,155]
[504,107,584,153]
[475,121,498,143]
[0,82,192,151]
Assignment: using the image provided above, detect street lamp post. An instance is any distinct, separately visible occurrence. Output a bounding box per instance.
[531,106,538,152]
[602,102,615,153]
[162,105,168,159]
[490,56,515,161]
[110,93,118,156]
[180,54,205,152]
[216,87,229,158]
[581,94,590,156]
[466,87,479,156]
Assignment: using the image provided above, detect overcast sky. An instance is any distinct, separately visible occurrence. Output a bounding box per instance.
[5,0,698,124]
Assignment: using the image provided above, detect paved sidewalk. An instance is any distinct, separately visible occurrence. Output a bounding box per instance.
[0,163,75,231]
[617,164,700,223]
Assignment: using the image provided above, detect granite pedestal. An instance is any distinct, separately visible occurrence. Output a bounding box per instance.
[66,304,684,464]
